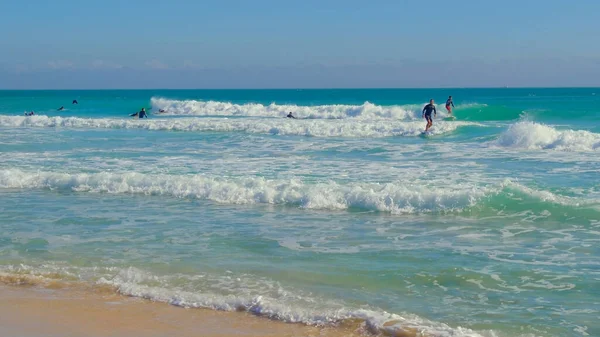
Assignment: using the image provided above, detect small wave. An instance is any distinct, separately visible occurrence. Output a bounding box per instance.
[0,115,474,138]
[0,265,488,337]
[103,268,488,337]
[495,121,600,151]
[151,97,481,120]
[1,169,596,215]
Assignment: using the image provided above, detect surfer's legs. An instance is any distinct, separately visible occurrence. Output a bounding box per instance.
[446,105,452,114]
[425,115,432,131]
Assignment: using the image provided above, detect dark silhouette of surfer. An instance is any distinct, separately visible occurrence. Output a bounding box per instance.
[422,99,437,132]
[130,108,148,118]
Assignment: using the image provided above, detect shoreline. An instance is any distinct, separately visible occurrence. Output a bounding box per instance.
[0,271,436,337]
[0,283,378,337]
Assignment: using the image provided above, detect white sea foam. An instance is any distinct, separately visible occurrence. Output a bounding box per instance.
[151,97,483,120]
[0,169,484,214]
[109,283,487,337]
[495,121,600,151]
[1,169,595,214]
[0,115,474,138]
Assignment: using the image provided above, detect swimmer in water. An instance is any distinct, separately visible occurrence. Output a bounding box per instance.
[287,112,296,119]
[72,100,78,104]
[58,106,64,111]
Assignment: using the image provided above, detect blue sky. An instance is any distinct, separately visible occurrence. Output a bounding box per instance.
[1,0,599,88]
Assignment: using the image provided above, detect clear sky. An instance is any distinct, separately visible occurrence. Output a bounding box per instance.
[1,0,600,89]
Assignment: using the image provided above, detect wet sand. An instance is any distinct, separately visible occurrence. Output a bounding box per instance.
[0,284,370,337]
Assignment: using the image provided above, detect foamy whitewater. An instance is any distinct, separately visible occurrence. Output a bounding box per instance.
[1,88,599,337]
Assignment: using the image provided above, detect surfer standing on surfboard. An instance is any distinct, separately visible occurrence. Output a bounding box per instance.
[445,96,455,115]
[422,99,437,132]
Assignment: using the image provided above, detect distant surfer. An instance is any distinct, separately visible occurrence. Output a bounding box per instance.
[445,96,455,115]
[287,112,296,119]
[130,108,148,119]
[158,109,166,113]
[25,111,35,116]
[58,106,64,111]
[422,99,437,132]
[72,100,78,104]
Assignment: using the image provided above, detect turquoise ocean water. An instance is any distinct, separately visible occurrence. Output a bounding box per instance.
[0,88,599,336]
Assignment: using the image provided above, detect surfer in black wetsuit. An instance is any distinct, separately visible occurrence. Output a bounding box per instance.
[72,100,78,104]
[287,112,296,119]
[130,108,148,118]
[58,106,64,111]
[422,99,437,132]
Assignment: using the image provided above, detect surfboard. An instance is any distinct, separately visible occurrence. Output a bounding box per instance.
[444,116,456,121]
[420,131,432,138]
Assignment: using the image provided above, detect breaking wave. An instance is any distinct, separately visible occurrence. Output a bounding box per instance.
[0,115,475,138]
[150,97,482,120]
[1,169,596,215]
[496,121,600,151]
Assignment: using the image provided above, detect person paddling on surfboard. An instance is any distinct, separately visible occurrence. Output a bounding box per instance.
[445,96,455,115]
[287,112,296,119]
[422,99,436,132]
[130,108,148,119]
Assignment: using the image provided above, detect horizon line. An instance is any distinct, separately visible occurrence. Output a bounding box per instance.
[1,86,600,91]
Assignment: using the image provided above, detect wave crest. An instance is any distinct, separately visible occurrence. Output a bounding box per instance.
[496,122,600,151]
[151,97,477,120]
